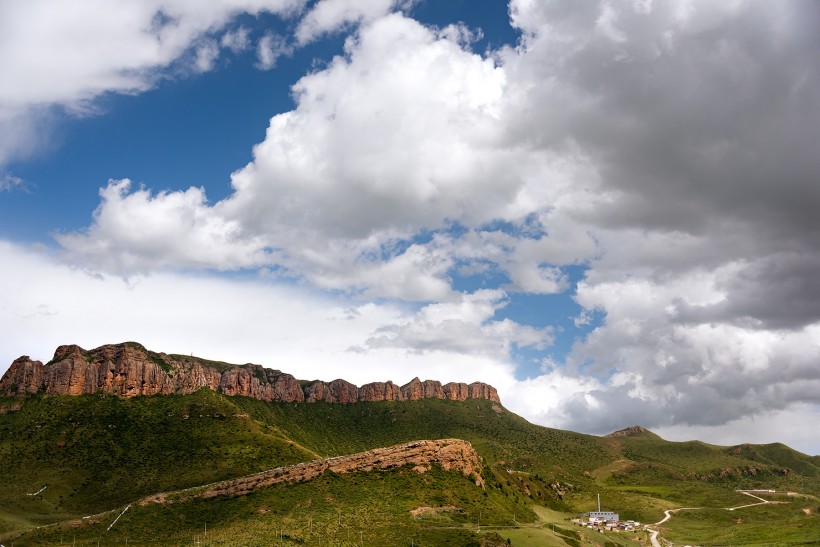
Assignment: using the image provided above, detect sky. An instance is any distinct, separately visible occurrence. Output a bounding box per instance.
[1,0,819,455]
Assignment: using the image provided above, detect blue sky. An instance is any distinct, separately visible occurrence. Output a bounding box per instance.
[1,0,819,455]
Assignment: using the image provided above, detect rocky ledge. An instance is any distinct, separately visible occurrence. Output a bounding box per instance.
[140,438,484,505]
[0,342,501,404]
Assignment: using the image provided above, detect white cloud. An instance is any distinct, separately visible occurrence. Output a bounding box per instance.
[558,269,820,434]
[363,289,553,359]
[221,26,251,53]
[0,173,27,192]
[652,404,820,455]
[194,39,220,72]
[55,179,273,274]
[294,0,405,45]
[61,13,591,299]
[255,32,291,70]
[0,239,516,395]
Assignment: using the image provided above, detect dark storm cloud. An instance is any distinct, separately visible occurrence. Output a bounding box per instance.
[511,2,820,243]
[675,253,820,329]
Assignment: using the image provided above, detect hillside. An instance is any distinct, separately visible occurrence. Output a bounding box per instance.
[1,343,818,545]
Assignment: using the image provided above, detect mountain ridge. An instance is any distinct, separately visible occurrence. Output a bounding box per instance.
[0,341,500,405]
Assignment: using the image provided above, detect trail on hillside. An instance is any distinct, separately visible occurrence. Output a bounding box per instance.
[647,490,791,546]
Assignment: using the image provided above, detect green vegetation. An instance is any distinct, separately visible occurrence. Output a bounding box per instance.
[0,390,312,537]
[660,501,819,545]
[23,466,512,546]
[1,391,818,545]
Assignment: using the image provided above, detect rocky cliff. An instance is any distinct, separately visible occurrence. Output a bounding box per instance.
[0,342,501,404]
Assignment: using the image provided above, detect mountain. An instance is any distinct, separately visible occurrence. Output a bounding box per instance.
[1,341,500,403]
[1,343,818,546]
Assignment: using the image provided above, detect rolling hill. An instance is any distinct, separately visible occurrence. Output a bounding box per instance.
[1,343,818,545]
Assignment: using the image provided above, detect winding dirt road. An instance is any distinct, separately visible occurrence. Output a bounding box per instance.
[647,491,787,546]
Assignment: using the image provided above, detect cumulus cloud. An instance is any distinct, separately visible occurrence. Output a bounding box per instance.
[62,13,590,298]
[491,0,820,438]
[38,1,820,450]
[558,271,820,434]
[55,179,274,274]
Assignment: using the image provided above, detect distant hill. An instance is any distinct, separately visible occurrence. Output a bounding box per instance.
[606,425,659,438]
[1,343,818,545]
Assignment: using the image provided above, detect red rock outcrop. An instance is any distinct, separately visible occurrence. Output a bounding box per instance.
[401,377,424,400]
[303,379,359,403]
[443,382,470,401]
[1,356,45,395]
[0,342,502,405]
[469,382,501,403]
[358,381,403,401]
[422,380,444,399]
[140,438,484,505]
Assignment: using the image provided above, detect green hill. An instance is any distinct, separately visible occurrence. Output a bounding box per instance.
[1,391,818,545]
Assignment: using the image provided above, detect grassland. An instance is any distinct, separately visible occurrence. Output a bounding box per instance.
[1,391,818,545]
[0,390,313,537]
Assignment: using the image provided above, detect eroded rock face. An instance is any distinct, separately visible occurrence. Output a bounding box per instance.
[0,342,502,405]
[359,381,403,401]
[140,438,484,505]
[401,377,424,400]
[303,379,359,403]
[1,356,45,395]
[443,382,470,401]
[469,382,501,403]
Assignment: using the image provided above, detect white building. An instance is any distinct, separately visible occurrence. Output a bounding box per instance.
[589,511,619,522]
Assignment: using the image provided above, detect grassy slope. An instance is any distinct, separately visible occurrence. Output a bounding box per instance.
[2,392,819,545]
[21,466,497,546]
[0,391,314,537]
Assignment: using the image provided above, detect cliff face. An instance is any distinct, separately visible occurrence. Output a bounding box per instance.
[0,342,501,405]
